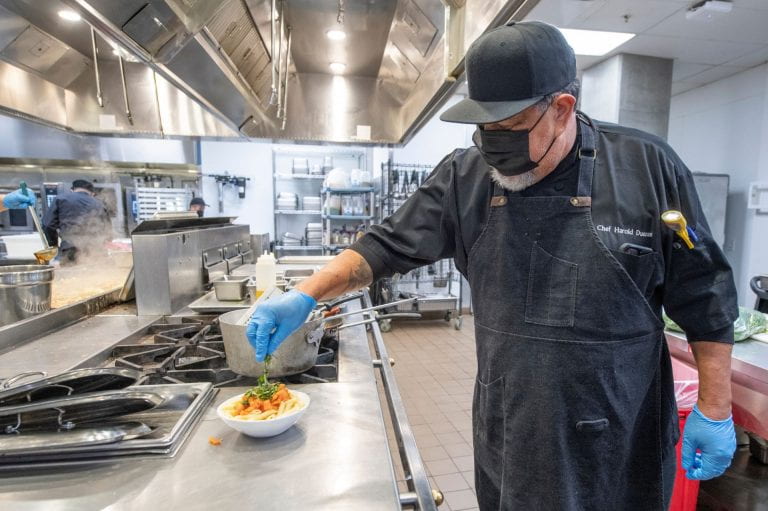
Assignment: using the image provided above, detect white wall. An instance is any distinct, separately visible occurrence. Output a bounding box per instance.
[393,94,473,166]
[199,140,274,236]
[668,64,768,305]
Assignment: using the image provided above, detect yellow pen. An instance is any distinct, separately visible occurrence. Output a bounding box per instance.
[661,210,695,249]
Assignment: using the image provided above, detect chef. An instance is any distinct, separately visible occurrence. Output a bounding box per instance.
[0,188,35,211]
[42,179,111,264]
[246,21,738,510]
[189,197,209,217]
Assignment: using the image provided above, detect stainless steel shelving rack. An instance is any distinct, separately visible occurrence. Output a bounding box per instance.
[321,186,376,253]
[272,147,369,255]
[376,161,463,331]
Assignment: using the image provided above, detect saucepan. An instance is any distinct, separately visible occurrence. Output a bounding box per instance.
[219,292,420,377]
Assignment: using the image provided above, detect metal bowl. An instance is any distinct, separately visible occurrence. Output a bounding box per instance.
[0,265,54,327]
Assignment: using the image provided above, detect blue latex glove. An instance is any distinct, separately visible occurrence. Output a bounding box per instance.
[681,404,736,480]
[246,290,317,362]
[2,189,35,209]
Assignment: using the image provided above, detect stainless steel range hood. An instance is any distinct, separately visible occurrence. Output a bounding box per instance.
[0,0,539,144]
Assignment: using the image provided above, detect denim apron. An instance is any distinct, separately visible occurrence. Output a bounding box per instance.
[468,116,677,510]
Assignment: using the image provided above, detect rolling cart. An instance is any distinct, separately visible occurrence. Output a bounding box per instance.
[374,161,463,331]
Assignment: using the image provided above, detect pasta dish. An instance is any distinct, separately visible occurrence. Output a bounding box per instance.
[223,383,305,421]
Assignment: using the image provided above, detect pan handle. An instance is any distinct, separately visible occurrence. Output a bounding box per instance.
[2,371,47,389]
[319,297,418,325]
[336,313,421,331]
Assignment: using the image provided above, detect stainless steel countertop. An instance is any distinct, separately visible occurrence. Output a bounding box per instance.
[0,314,159,379]
[0,302,402,511]
[0,383,399,511]
[666,331,768,384]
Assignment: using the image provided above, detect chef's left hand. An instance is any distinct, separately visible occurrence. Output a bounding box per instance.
[2,189,35,209]
[681,404,736,480]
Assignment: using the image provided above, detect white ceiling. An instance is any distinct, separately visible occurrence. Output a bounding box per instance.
[524,0,768,96]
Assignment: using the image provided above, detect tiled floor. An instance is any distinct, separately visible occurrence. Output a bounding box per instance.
[375,314,479,511]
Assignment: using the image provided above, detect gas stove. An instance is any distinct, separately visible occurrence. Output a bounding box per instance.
[102,316,339,387]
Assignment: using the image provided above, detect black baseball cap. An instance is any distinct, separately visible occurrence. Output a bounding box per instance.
[441,21,576,125]
[190,197,209,207]
[72,179,95,192]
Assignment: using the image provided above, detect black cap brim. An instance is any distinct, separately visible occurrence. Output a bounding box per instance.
[440,95,544,124]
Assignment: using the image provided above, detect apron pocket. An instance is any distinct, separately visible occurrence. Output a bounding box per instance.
[473,375,505,452]
[525,242,578,327]
[609,249,659,299]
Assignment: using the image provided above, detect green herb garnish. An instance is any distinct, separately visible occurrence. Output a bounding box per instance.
[242,354,279,403]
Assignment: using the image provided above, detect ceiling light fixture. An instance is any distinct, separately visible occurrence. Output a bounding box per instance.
[557,28,636,56]
[329,62,346,74]
[58,10,81,22]
[326,29,346,41]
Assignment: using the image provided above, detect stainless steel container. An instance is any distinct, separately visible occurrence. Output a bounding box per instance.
[0,265,54,327]
[212,276,250,301]
[219,309,322,377]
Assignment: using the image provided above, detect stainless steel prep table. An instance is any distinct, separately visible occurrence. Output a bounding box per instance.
[0,301,406,511]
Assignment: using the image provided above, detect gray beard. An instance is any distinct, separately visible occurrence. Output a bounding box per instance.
[489,167,539,192]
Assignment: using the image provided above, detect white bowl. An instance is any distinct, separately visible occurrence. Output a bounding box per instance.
[216,390,310,438]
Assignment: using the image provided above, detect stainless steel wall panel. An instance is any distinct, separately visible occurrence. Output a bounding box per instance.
[133,224,250,315]
[0,4,28,51]
[275,72,401,143]
[397,0,439,57]
[0,60,67,127]
[120,2,179,56]
[65,60,162,134]
[44,48,90,89]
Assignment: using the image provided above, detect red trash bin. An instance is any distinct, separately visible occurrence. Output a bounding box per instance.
[669,381,700,511]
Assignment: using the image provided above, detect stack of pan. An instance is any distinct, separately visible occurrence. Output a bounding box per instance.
[0,368,216,470]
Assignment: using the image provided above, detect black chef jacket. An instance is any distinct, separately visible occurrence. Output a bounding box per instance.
[42,190,111,251]
[351,119,739,343]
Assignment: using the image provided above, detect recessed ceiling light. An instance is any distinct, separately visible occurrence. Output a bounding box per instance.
[557,28,635,57]
[58,9,81,22]
[329,62,346,74]
[326,29,346,41]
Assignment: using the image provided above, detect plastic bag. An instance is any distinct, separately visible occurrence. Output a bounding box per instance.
[663,306,768,342]
[674,380,699,410]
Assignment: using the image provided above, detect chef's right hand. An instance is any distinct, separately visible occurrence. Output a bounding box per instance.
[246,290,317,362]
[2,189,35,209]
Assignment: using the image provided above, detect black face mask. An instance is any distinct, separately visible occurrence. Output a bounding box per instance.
[473,103,558,177]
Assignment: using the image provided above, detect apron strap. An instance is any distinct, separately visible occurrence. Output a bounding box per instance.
[576,113,598,199]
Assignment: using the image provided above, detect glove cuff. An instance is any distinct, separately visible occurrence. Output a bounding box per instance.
[291,289,317,309]
[692,404,732,424]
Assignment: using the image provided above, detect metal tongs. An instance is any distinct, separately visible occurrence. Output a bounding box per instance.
[315,295,421,331]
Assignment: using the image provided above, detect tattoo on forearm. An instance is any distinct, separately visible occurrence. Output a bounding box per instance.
[347,259,373,291]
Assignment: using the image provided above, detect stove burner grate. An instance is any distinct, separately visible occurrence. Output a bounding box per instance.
[109,318,338,386]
